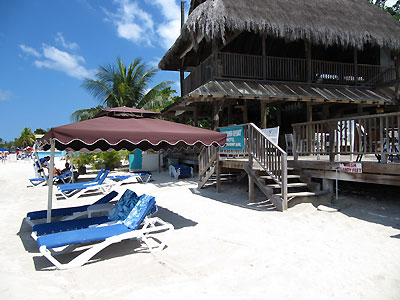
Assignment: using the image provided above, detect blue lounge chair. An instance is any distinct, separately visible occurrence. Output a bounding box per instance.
[109,172,152,184]
[169,164,193,179]
[31,189,139,237]
[56,170,114,199]
[56,169,105,189]
[35,192,173,269]
[29,170,74,187]
[25,191,119,227]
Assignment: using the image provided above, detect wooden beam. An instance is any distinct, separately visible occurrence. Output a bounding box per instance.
[260,101,267,128]
[243,100,248,123]
[228,103,233,125]
[193,103,198,126]
[249,176,255,203]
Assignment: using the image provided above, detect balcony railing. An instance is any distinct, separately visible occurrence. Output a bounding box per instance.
[182,52,398,96]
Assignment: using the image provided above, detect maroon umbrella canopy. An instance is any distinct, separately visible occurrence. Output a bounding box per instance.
[95,106,160,117]
[38,116,226,151]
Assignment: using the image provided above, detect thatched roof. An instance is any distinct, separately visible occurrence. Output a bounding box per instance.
[159,0,400,70]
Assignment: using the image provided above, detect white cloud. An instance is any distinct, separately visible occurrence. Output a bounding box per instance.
[19,44,41,57]
[150,0,181,49]
[0,89,14,101]
[34,44,96,79]
[104,0,154,45]
[55,32,79,50]
[157,18,181,49]
[104,0,181,49]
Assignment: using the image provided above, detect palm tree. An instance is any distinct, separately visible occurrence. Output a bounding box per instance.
[17,127,35,148]
[142,87,178,112]
[82,57,171,108]
[71,105,105,122]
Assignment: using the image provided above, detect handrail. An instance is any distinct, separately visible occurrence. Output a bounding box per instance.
[218,123,288,204]
[198,145,218,179]
[292,112,400,163]
[182,51,397,96]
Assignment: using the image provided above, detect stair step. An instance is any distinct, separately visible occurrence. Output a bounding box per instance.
[276,191,327,198]
[267,182,308,189]
[259,174,301,180]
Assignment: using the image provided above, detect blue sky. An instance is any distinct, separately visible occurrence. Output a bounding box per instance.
[0,0,183,142]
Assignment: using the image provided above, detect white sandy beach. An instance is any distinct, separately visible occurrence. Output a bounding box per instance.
[0,158,399,299]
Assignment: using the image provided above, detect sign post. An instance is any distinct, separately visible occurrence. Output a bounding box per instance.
[219,126,244,151]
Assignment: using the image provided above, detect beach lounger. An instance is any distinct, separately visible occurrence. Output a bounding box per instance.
[28,170,74,187]
[35,193,173,269]
[56,170,114,199]
[25,191,119,227]
[31,189,139,238]
[56,169,105,189]
[169,164,193,179]
[109,172,152,184]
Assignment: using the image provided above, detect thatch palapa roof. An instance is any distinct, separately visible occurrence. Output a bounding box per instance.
[159,0,400,70]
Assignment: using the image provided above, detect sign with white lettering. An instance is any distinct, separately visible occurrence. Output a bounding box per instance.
[219,126,244,150]
[339,163,362,173]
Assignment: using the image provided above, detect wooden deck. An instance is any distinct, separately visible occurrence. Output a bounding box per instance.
[219,156,400,186]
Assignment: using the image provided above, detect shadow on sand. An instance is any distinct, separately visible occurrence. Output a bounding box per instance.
[189,180,277,212]
[17,204,197,270]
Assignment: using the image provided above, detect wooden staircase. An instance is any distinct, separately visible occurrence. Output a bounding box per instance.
[198,146,217,189]
[197,123,328,211]
[245,162,325,210]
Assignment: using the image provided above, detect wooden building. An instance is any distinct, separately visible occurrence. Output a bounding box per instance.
[159,0,400,210]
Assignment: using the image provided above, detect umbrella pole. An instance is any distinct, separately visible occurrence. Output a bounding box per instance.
[46,140,56,223]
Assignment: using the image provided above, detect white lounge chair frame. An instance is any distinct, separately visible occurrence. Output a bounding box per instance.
[38,217,173,270]
[169,165,193,179]
[55,181,116,200]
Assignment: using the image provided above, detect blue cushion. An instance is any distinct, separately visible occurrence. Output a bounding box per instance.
[122,194,156,229]
[33,216,110,236]
[37,224,132,249]
[107,189,139,221]
[27,191,118,220]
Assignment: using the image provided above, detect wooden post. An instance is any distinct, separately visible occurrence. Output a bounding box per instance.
[243,100,248,124]
[293,128,298,160]
[353,47,358,85]
[180,60,185,97]
[305,40,312,83]
[46,140,56,223]
[307,103,313,153]
[213,102,219,129]
[193,103,198,127]
[260,101,267,128]
[322,178,334,193]
[329,123,335,162]
[248,176,254,203]
[180,1,185,28]
[216,148,221,192]
[262,35,267,80]
[277,104,282,127]
[228,102,233,125]
[395,53,400,101]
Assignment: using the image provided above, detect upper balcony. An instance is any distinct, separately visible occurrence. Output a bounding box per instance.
[182,52,398,97]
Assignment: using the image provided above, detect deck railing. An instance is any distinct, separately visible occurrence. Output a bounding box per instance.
[292,112,400,163]
[214,123,287,205]
[182,52,398,96]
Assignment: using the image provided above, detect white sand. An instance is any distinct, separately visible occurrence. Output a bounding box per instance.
[0,159,399,299]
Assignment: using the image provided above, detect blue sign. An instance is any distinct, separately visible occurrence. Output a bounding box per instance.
[220,126,244,150]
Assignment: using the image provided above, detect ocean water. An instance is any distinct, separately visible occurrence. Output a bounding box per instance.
[37,151,66,159]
